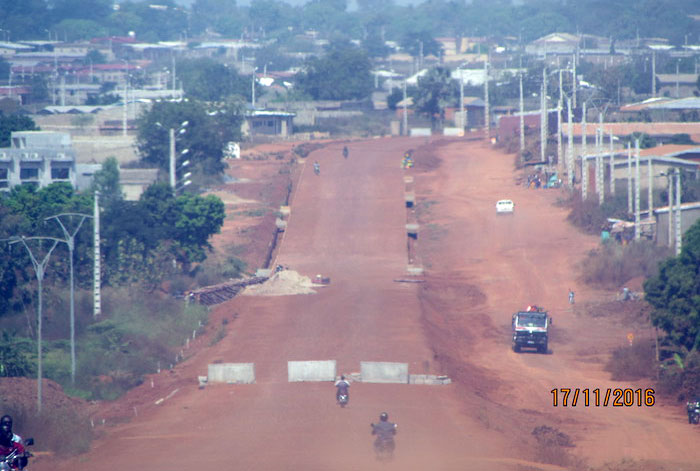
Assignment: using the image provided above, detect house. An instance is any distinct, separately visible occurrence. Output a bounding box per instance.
[0,131,76,190]
[655,73,700,99]
[243,110,296,138]
[526,33,580,56]
[119,168,160,201]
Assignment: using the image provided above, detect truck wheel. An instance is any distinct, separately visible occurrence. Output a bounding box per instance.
[538,343,548,354]
[513,343,521,353]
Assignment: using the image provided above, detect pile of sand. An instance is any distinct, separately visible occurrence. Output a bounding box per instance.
[241,270,317,296]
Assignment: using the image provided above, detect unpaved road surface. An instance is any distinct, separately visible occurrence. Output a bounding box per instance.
[39,136,700,471]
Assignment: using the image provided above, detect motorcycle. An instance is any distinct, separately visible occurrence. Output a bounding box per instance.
[313,163,320,175]
[0,438,33,471]
[337,393,348,408]
[371,424,397,461]
[688,402,700,424]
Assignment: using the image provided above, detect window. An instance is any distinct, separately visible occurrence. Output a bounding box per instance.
[0,168,7,179]
[20,167,39,180]
[51,167,70,179]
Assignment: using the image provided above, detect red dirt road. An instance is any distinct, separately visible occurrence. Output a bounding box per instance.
[39,136,700,471]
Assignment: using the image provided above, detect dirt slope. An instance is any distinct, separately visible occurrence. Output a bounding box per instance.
[33,136,700,471]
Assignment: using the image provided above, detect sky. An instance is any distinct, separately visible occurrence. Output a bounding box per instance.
[175,0,426,7]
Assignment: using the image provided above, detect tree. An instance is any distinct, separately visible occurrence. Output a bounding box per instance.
[137,100,242,181]
[296,43,373,100]
[0,114,39,148]
[173,193,226,263]
[177,58,250,102]
[400,31,442,59]
[52,19,107,41]
[644,220,700,353]
[91,157,123,208]
[191,0,243,36]
[413,67,457,129]
[0,332,34,377]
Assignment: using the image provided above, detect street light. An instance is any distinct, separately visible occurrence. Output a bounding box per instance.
[45,213,92,385]
[156,121,189,190]
[3,235,63,413]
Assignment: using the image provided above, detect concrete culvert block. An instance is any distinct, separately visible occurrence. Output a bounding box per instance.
[405,193,415,208]
[406,223,419,235]
[404,176,414,184]
[207,363,255,384]
[361,361,409,383]
[279,206,290,215]
[409,374,451,385]
[406,266,424,276]
[288,360,337,382]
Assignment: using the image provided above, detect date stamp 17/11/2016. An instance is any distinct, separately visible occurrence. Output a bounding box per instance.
[551,388,655,407]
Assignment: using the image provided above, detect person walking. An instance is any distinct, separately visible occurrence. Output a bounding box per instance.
[568,289,575,304]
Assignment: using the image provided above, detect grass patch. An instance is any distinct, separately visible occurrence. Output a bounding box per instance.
[579,240,671,289]
[605,339,656,381]
[234,209,267,217]
[531,425,577,467]
[0,398,93,456]
[35,287,209,401]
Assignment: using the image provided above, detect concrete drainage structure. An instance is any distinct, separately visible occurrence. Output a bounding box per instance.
[288,360,336,382]
[202,361,449,386]
[360,361,409,384]
[207,363,256,384]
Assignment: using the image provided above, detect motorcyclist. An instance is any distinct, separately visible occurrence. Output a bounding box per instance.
[313,161,320,175]
[371,412,397,448]
[687,397,700,424]
[334,375,350,403]
[342,146,349,159]
[0,416,21,445]
[0,429,27,470]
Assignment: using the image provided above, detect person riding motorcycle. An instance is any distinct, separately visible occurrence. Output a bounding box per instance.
[0,417,21,445]
[0,429,27,470]
[342,146,349,159]
[334,375,350,403]
[313,161,320,175]
[371,412,397,455]
[687,397,700,424]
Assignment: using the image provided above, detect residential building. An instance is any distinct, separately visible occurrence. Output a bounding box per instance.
[0,131,76,190]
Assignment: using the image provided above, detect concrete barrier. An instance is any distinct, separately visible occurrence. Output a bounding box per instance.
[443,127,464,137]
[409,128,431,137]
[207,363,255,384]
[406,223,419,236]
[409,374,451,385]
[255,268,272,278]
[288,360,336,382]
[405,193,415,207]
[361,361,409,383]
[406,265,424,276]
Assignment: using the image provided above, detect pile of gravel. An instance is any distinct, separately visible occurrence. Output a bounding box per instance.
[241,270,318,296]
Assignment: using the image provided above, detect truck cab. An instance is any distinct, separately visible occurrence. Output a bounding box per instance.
[512,306,551,354]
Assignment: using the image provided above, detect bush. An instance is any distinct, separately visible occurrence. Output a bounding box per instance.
[36,286,209,400]
[605,339,656,381]
[657,350,700,400]
[579,241,671,289]
[0,396,93,456]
